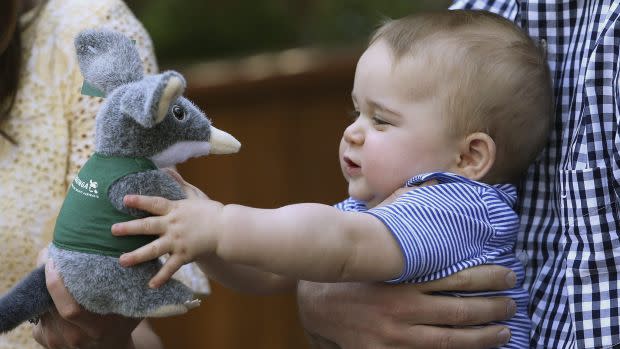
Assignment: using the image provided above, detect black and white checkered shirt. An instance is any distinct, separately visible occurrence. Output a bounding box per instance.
[451,1,620,348]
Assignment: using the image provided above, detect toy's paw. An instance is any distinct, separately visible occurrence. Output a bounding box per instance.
[185,299,201,310]
[147,299,201,318]
[147,304,188,318]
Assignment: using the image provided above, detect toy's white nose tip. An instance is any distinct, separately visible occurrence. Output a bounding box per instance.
[209,126,241,154]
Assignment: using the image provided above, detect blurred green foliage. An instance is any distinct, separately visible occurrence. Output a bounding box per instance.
[126,0,451,64]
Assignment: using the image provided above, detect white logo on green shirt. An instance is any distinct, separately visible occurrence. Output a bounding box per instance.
[72,175,99,199]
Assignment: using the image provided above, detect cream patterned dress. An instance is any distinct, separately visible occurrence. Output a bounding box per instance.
[0,1,208,347]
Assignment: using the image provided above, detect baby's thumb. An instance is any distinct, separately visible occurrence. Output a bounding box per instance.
[162,168,209,199]
[162,167,185,184]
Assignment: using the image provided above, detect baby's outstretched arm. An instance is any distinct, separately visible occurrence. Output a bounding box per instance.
[112,195,404,288]
[115,169,295,294]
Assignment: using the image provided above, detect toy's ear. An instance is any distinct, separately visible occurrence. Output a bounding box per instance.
[120,71,186,128]
[74,29,144,96]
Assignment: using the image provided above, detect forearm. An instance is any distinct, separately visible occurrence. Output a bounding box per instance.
[214,203,402,282]
[196,253,296,294]
[116,198,403,284]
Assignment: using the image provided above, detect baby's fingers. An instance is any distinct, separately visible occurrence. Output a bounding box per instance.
[149,256,184,288]
[119,239,170,267]
[123,195,173,215]
[112,216,165,237]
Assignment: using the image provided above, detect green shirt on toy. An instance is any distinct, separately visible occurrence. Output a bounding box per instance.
[53,153,158,257]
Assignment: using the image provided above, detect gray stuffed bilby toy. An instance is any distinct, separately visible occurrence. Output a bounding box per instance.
[0,29,240,333]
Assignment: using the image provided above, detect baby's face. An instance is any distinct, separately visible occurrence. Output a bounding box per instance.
[340,40,461,207]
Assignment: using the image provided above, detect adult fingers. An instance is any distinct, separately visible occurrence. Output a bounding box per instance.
[403,293,516,326]
[44,260,100,333]
[407,324,511,349]
[416,264,516,293]
[111,215,166,237]
[32,312,69,349]
[149,256,184,288]
[119,238,171,267]
[53,309,102,349]
[45,259,83,322]
[43,260,142,346]
[33,304,91,349]
[50,312,93,349]
[123,195,173,216]
[342,324,511,349]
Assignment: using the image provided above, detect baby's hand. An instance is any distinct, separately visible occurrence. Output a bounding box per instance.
[111,195,223,288]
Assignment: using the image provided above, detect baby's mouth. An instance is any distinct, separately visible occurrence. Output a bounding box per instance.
[343,156,361,176]
[344,156,360,168]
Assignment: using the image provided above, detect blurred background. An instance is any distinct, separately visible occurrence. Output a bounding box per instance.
[123,1,450,348]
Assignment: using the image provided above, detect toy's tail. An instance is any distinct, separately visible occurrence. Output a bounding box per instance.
[0,265,53,333]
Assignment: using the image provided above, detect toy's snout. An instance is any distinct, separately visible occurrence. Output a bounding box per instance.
[210,126,241,154]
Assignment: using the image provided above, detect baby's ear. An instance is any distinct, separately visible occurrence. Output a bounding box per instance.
[120,71,186,128]
[455,132,496,181]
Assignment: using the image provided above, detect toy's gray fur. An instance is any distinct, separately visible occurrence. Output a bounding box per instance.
[48,245,193,317]
[109,170,185,217]
[75,29,143,95]
[0,29,240,333]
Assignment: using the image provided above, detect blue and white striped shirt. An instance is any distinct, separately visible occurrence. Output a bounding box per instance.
[335,172,530,348]
[448,2,620,348]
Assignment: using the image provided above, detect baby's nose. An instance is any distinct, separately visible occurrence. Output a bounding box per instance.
[343,124,364,145]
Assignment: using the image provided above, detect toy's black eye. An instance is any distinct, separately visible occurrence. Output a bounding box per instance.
[172,105,185,120]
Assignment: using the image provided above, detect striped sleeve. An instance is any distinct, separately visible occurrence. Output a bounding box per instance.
[333,197,367,212]
[450,0,518,21]
[365,184,499,283]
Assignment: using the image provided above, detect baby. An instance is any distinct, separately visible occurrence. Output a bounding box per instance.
[113,10,552,348]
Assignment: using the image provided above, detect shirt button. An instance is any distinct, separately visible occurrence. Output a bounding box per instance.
[517,250,529,267]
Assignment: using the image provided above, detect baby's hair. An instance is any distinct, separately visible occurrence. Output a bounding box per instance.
[370,10,553,184]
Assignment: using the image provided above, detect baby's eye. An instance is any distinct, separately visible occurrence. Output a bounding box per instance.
[348,110,361,121]
[372,116,391,126]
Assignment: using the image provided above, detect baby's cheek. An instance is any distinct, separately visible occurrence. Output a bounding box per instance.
[369,161,408,195]
[363,165,390,195]
[338,141,348,180]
